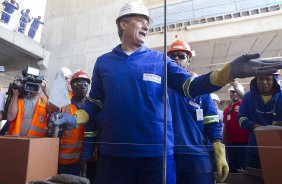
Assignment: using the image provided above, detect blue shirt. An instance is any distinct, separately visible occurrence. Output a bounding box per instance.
[30,18,44,30]
[169,90,222,155]
[83,45,221,157]
[2,1,18,14]
[238,75,282,165]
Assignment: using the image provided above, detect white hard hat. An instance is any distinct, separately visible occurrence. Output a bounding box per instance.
[116,0,152,23]
[228,83,244,93]
[273,69,281,75]
[211,93,220,103]
[61,67,72,78]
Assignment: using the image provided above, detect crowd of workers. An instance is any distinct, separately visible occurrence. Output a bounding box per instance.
[0,0,282,184]
[0,0,44,39]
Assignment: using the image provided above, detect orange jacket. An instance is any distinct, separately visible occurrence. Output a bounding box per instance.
[59,104,85,164]
[8,97,48,137]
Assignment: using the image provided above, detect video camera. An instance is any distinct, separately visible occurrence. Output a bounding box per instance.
[7,66,44,97]
[2,67,44,120]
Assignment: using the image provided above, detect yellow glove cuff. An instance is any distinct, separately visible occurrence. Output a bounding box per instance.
[74,109,89,125]
[213,142,225,157]
[213,141,229,183]
[210,64,233,87]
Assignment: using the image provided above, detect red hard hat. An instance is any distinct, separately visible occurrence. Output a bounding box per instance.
[71,70,90,84]
[167,40,193,58]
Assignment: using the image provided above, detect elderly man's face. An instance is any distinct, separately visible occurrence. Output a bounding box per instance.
[256,75,275,95]
[121,15,149,48]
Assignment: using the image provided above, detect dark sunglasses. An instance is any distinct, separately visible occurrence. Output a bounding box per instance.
[169,52,189,60]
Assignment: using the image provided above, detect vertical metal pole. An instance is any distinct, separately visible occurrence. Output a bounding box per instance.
[162,0,167,183]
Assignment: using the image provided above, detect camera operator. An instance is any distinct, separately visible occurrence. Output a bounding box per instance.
[6,78,49,137]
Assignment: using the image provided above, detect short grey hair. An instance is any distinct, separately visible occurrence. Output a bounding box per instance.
[116,16,131,39]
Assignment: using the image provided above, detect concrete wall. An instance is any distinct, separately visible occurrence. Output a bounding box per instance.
[42,0,282,95]
[42,0,182,82]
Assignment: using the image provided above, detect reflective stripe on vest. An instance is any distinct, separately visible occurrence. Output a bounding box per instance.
[84,131,97,138]
[59,152,81,160]
[8,97,48,137]
[59,104,85,164]
[29,125,47,133]
[60,141,83,149]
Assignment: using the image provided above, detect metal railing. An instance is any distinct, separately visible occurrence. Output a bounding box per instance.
[0,8,47,46]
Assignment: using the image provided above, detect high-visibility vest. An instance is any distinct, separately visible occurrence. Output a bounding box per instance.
[8,97,48,137]
[68,91,73,99]
[59,104,85,164]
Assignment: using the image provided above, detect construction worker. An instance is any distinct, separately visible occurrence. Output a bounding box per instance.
[211,93,224,126]
[0,0,19,24]
[79,111,98,183]
[58,70,90,176]
[238,71,282,169]
[52,1,282,183]
[28,16,44,39]
[167,40,224,184]
[7,79,49,137]
[18,9,32,33]
[223,81,249,172]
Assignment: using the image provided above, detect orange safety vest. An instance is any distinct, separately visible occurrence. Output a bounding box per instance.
[8,97,48,137]
[68,91,73,99]
[59,104,85,164]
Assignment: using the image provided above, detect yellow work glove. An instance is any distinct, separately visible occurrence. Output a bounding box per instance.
[74,109,89,125]
[213,142,229,182]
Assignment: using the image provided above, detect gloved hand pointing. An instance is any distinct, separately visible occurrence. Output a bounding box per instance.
[213,141,229,182]
[230,53,282,78]
[50,113,77,130]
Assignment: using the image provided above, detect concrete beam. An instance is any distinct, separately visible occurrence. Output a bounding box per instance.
[0,26,50,70]
[147,11,282,48]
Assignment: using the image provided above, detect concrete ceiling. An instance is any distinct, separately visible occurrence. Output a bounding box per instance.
[153,29,282,101]
[0,40,29,61]
[0,38,40,90]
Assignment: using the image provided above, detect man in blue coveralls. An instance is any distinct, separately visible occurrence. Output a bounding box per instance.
[238,71,282,169]
[167,40,224,184]
[53,1,282,184]
[1,0,19,24]
[18,9,32,33]
[28,16,44,39]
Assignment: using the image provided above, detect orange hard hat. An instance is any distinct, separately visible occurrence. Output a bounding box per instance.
[167,40,193,58]
[71,70,90,84]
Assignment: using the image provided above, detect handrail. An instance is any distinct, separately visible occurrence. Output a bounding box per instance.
[0,9,48,46]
